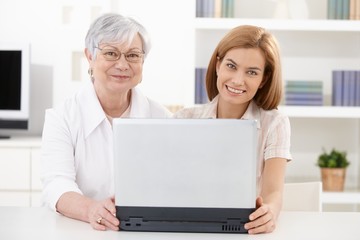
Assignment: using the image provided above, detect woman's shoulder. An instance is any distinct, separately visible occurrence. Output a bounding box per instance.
[261,107,288,120]
[173,103,215,118]
[46,82,96,124]
[258,106,290,130]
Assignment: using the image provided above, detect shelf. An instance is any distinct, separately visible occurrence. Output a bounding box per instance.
[0,137,41,148]
[195,18,360,32]
[323,191,360,204]
[279,106,360,118]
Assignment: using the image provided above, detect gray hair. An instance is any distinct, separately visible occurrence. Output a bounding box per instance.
[85,13,151,59]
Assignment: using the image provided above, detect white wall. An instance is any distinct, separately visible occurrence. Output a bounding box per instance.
[0,0,60,135]
[0,0,196,136]
[114,0,195,106]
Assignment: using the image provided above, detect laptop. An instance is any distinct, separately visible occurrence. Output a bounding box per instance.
[112,118,258,233]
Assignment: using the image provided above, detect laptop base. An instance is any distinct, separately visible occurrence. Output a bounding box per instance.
[116,206,255,233]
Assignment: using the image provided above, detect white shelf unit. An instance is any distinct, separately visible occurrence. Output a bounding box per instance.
[322,191,360,204]
[194,1,360,209]
[279,106,360,118]
[195,18,360,32]
[0,137,42,207]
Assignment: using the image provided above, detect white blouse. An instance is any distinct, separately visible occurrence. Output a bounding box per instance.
[41,81,172,211]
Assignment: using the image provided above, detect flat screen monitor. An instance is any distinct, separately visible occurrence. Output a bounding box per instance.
[0,42,30,138]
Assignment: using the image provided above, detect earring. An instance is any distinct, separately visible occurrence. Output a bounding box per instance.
[88,68,94,81]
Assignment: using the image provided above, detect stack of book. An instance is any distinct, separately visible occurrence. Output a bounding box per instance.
[327,0,360,20]
[196,0,235,18]
[332,70,360,106]
[195,68,208,104]
[285,81,323,106]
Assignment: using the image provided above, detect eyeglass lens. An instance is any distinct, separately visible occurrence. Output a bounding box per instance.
[97,47,144,63]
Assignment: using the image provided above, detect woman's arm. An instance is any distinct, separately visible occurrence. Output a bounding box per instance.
[244,157,287,234]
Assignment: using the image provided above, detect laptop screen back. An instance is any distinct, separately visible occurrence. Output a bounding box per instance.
[113,118,258,209]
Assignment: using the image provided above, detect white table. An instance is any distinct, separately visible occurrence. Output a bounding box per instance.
[0,207,359,239]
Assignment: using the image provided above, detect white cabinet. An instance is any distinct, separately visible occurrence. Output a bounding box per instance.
[0,137,42,207]
[0,148,30,190]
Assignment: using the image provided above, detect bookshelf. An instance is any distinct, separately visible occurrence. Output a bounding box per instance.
[195,0,360,209]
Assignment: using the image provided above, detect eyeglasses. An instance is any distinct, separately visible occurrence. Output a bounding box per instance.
[95,47,144,63]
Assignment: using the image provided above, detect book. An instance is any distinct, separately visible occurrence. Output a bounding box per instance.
[328,0,337,19]
[350,0,356,19]
[356,71,360,106]
[336,0,344,19]
[194,68,208,104]
[214,0,222,18]
[196,0,203,17]
[285,80,323,106]
[343,0,350,19]
[332,70,343,106]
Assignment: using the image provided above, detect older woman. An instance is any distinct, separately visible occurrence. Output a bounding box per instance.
[41,13,171,231]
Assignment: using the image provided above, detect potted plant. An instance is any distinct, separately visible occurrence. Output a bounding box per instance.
[316,148,350,191]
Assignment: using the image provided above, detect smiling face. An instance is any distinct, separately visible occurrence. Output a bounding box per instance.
[216,47,265,116]
[86,34,144,96]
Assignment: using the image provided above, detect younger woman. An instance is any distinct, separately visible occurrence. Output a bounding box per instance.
[174,25,292,234]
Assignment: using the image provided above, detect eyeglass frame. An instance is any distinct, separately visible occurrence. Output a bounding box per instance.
[94,46,145,63]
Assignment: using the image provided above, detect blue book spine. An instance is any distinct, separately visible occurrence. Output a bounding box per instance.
[332,70,343,106]
[343,0,350,19]
[228,0,234,18]
[222,0,228,18]
[286,93,323,100]
[343,71,352,106]
[208,0,215,18]
[195,68,201,104]
[286,99,323,106]
[336,0,344,19]
[196,0,202,17]
[349,71,357,106]
[202,0,209,18]
[356,71,360,106]
[200,68,208,103]
[328,0,337,19]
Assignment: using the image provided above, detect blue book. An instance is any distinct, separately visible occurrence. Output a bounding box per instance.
[356,71,360,106]
[227,0,234,18]
[208,0,215,18]
[332,70,343,106]
[200,68,208,103]
[196,0,203,17]
[286,99,323,106]
[343,71,352,106]
[195,68,202,104]
[336,0,344,19]
[343,0,350,19]
[286,93,323,101]
[328,0,337,19]
[348,71,357,106]
[221,0,228,18]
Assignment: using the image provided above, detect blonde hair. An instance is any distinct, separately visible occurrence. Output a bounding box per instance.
[206,25,283,110]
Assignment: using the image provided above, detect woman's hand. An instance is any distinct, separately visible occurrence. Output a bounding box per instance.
[88,196,120,231]
[244,196,276,234]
